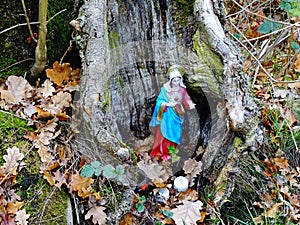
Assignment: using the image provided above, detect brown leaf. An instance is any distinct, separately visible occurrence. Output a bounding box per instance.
[293,54,300,72]
[15,209,30,225]
[6,201,24,215]
[178,189,198,202]
[34,106,51,119]
[171,200,203,225]
[37,79,55,98]
[43,170,55,186]
[84,205,106,225]
[183,158,198,174]
[46,61,72,86]
[51,92,72,109]
[0,76,33,104]
[70,172,94,198]
[284,108,297,125]
[3,147,25,174]
[36,143,54,163]
[52,170,67,190]
[137,161,172,183]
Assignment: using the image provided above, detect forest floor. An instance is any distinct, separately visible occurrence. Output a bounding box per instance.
[0,0,300,225]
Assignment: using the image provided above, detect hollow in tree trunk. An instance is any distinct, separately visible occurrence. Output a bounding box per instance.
[72,0,263,219]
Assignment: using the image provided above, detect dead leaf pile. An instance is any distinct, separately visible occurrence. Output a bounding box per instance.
[253,157,300,223]
[0,62,108,224]
[0,147,30,225]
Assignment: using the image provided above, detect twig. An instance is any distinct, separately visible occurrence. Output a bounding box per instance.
[47,9,67,24]
[0,9,66,35]
[20,0,37,43]
[0,58,34,73]
[229,32,275,85]
[0,22,40,35]
[60,43,73,64]
[229,0,293,26]
[230,32,300,85]
[209,206,226,225]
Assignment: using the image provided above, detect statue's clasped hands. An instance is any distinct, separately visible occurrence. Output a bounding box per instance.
[165,101,177,107]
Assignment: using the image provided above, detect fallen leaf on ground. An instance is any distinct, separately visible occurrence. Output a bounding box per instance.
[3,147,25,174]
[70,172,94,198]
[37,79,55,98]
[171,200,203,225]
[46,61,72,86]
[15,209,30,225]
[137,161,172,183]
[84,205,106,225]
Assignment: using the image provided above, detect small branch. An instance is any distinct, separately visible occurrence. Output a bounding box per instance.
[228,0,292,26]
[47,9,67,24]
[0,22,40,35]
[0,9,66,35]
[0,58,34,73]
[60,43,73,64]
[21,0,37,43]
[230,33,300,85]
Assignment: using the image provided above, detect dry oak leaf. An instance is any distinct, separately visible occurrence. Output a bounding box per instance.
[85,205,106,225]
[15,209,30,225]
[253,202,284,224]
[183,158,198,174]
[0,76,33,104]
[37,79,55,98]
[171,200,203,225]
[70,172,94,198]
[137,161,172,183]
[183,158,202,186]
[178,189,198,202]
[40,92,72,115]
[3,146,25,174]
[46,61,72,86]
[7,201,24,215]
[293,54,300,72]
[36,143,54,163]
[51,92,72,109]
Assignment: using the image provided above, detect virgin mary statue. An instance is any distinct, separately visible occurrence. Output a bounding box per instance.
[149,65,195,161]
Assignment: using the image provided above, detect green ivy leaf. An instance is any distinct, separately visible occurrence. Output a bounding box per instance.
[258,20,280,34]
[115,165,125,174]
[161,209,173,219]
[139,195,146,203]
[292,41,300,50]
[91,161,103,176]
[80,164,95,178]
[103,164,117,179]
[280,2,292,12]
[136,202,145,213]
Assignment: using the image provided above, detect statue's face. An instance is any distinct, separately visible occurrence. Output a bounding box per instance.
[171,77,181,86]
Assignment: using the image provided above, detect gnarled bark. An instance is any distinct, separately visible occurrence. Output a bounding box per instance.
[73,0,263,215]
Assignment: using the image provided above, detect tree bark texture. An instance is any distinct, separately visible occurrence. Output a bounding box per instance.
[31,0,48,76]
[74,0,263,210]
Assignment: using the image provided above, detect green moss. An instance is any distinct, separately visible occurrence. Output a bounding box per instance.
[0,111,68,224]
[0,111,33,164]
[108,31,120,49]
[0,57,29,79]
[193,30,223,78]
[233,136,244,152]
[173,0,195,26]
[17,173,69,224]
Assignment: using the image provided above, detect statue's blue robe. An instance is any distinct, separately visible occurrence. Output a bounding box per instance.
[149,87,184,145]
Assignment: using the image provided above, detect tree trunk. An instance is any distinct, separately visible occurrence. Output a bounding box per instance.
[73,0,263,213]
[31,0,48,76]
